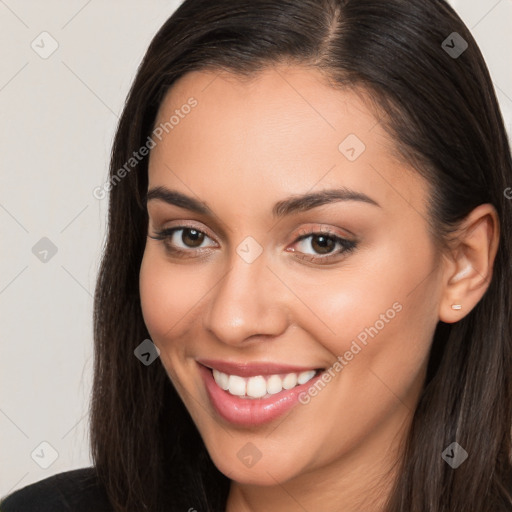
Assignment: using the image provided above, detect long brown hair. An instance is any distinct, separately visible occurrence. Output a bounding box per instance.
[91,0,512,510]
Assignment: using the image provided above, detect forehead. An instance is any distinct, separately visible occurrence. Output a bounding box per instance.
[154,65,383,146]
[148,65,429,220]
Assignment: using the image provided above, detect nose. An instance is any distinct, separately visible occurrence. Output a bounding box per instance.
[202,246,290,346]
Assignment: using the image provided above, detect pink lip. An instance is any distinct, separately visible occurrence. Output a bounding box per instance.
[197,362,323,427]
[197,358,321,377]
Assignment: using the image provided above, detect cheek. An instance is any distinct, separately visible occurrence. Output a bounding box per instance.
[288,233,438,387]
[139,247,194,343]
[283,252,412,358]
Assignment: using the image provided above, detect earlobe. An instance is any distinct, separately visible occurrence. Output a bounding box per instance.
[438,203,500,324]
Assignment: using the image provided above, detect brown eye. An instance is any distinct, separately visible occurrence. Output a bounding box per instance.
[148,226,217,257]
[309,234,336,254]
[290,230,358,264]
[180,228,205,248]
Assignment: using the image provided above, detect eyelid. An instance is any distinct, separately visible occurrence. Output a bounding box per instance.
[294,224,355,241]
[151,220,219,244]
[150,222,354,247]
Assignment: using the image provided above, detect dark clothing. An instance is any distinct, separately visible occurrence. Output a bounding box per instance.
[0,468,113,512]
[3,465,511,511]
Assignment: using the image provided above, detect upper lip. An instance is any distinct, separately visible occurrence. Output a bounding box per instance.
[197,358,323,377]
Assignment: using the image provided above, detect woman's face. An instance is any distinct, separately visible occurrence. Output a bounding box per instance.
[139,65,444,490]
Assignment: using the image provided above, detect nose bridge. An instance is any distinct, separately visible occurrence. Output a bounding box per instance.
[203,242,288,345]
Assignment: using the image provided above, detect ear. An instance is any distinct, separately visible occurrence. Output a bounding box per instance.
[438,203,500,323]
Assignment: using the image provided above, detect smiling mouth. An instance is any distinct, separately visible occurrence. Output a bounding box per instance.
[210,367,323,399]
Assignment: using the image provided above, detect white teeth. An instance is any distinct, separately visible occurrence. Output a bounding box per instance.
[246,376,267,398]
[297,370,316,385]
[282,373,298,389]
[211,368,318,398]
[228,375,246,396]
[266,375,283,394]
[212,369,229,390]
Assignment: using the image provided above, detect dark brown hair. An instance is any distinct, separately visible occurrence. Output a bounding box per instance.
[91,0,512,510]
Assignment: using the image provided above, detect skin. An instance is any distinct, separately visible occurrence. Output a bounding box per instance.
[139,64,499,512]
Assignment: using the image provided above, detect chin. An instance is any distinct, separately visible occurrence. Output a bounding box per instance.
[201,433,312,486]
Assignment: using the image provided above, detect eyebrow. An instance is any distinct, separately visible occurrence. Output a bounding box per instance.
[145,185,380,218]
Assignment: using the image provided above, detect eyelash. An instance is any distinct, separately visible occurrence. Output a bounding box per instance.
[148,224,358,264]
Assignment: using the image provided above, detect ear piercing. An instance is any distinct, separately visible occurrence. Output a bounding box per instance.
[451,304,462,310]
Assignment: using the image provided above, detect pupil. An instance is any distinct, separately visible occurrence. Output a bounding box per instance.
[183,229,204,247]
[312,235,334,254]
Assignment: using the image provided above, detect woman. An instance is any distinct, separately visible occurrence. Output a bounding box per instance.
[2,0,511,510]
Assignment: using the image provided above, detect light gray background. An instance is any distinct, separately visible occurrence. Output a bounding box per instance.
[1,0,511,498]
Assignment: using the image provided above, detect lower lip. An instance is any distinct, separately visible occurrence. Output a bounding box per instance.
[198,363,323,427]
